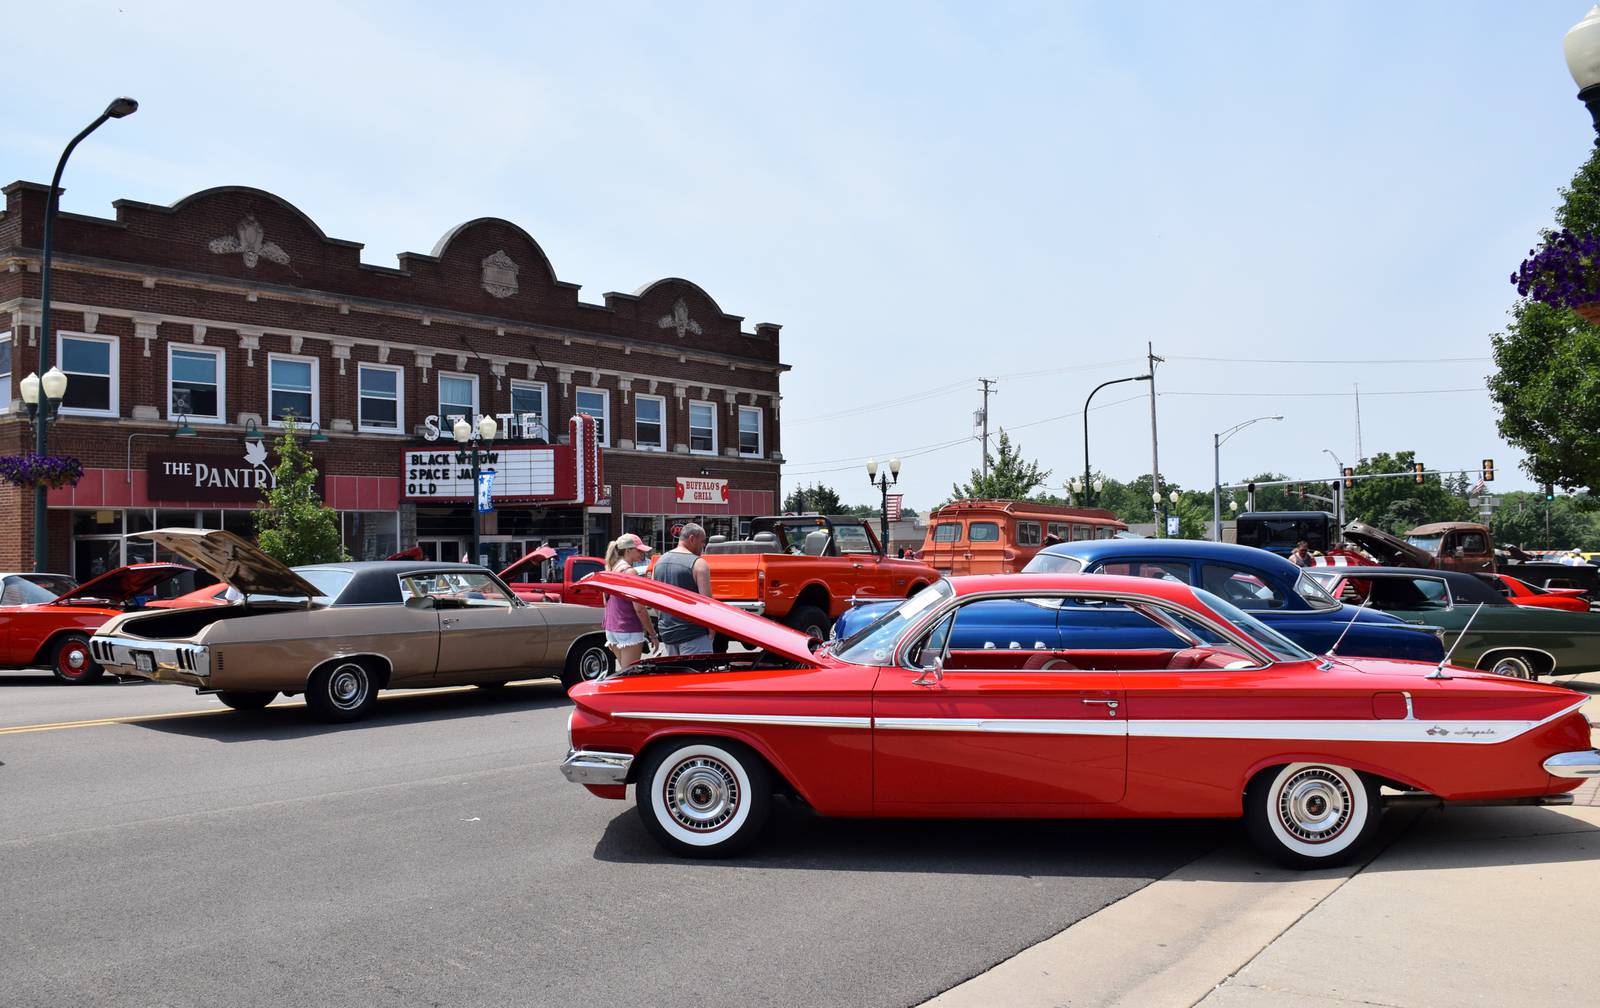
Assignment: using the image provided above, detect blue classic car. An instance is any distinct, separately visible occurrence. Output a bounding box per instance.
[833,539,1444,662]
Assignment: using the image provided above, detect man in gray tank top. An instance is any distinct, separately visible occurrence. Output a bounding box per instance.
[652,522,713,655]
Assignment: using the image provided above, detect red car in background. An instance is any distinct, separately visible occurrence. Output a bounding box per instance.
[1484,573,1591,613]
[1,563,193,683]
[146,582,240,609]
[564,571,1595,868]
[499,546,604,606]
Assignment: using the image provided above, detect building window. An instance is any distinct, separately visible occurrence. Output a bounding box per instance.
[267,353,318,425]
[358,363,404,433]
[689,400,717,455]
[438,372,478,429]
[576,387,609,446]
[0,330,11,412]
[737,405,763,458]
[58,332,119,416]
[342,511,400,560]
[510,379,547,440]
[634,394,665,451]
[168,345,224,423]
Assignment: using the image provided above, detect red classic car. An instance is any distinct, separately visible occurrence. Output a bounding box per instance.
[1,562,194,682]
[563,572,1597,868]
[499,546,604,606]
[1484,573,1591,613]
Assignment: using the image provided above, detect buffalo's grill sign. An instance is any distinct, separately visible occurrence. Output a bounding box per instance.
[145,446,322,502]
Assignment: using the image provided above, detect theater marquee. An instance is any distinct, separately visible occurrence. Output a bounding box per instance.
[401,413,603,505]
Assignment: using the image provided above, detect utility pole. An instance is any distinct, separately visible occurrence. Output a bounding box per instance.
[977,377,996,479]
[1353,383,1363,462]
[1147,342,1164,535]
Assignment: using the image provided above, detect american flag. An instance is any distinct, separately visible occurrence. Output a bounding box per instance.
[1469,479,1486,497]
[885,494,904,522]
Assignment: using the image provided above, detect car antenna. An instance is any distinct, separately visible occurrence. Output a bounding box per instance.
[1324,591,1373,662]
[1427,602,1485,680]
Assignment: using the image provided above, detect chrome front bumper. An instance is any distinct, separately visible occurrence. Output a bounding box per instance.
[89,634,211,680]
[560,749,634,786]
[1545,750,1600,778]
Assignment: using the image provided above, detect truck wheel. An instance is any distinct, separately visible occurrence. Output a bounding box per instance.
[785,605,831,640]
[50,634,104,684]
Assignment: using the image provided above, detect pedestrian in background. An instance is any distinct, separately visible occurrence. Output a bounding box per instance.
[652,522,714,655]
[1289,540,1315,568]
[601,533,657,669]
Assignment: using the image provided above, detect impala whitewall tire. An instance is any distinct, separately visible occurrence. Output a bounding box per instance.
[1246,762,1380,869]
[637,740,771,857]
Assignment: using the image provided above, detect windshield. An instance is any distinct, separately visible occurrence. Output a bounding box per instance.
[1404,533,1444,555]
[1294,572,1340,610]
[2,574,76,605]
[1022,551,1083,574]
[1191,588,1315,663]
[835,580,953,665]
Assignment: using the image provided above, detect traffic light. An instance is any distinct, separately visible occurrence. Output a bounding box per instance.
[1482,458,1494,482]
[1545,483,1555,502]
[1413,462,1425,484]
[1342,466,1354,490]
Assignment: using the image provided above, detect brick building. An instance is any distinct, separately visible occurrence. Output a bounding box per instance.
[0,181,786,578]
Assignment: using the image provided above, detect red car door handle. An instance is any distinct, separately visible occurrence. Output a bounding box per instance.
[1081,698,1119,716]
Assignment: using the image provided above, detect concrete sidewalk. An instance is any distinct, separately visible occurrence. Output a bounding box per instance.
[924,676,1600,1008]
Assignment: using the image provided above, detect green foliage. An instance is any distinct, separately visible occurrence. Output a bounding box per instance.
[950,429,1051,501]
[255,416,345,566]
[1489,491,1600,550]
[784,482,843,514]
[1343,450,1473,534]
[1492,145,1600,492]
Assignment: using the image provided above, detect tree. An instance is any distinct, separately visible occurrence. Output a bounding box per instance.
[1232,472,1300,513]
[783,482,843,514]
[255,416,345,566]
[1489,491,1599,550]
[1342,450,1473,534]
[949,428,1050,501]
[1490,144,1600,493]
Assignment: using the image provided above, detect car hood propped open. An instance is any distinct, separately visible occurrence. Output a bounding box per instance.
[1341,521,1435,568]
[51,562,191,606]
[586,570,821,666]
[138,528,324,600]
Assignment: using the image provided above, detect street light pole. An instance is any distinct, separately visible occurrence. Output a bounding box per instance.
[34,97,138,572]
[866,457,901,555]
[1211,415,1283,541]
[1082,373,1151,507]
[453,415,498,565]
[1322,448,1346,532]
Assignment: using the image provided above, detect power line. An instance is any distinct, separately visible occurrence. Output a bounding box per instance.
[786,378,973,424]
[1169,355,1491,365]
[1161,386,1483,398]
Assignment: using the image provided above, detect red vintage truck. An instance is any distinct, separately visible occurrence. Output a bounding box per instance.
[699,515,940,638]
[498,546,605,606]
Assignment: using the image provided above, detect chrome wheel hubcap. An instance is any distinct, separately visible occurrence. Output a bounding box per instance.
[664,756,739,832]
[580,647,609,680]
[329,665,367,708]
[1492,658,1532,679]
[1277,768,1352,844]
[63,647,88,671]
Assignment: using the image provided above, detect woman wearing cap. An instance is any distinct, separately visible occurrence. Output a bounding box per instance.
[602,533,658,669]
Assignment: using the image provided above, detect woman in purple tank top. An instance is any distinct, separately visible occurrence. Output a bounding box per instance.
[602,533,658,669]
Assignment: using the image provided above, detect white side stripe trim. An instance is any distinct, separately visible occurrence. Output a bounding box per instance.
[614,712,872,729]
[612,700,1586,745]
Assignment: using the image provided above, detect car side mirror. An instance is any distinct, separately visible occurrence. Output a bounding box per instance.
[405,595,436,610]
[912,652,945,687]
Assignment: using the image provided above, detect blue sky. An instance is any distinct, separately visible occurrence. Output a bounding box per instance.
[7,1,1593,512]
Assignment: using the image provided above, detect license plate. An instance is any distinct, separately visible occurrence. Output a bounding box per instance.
[133,651,155,675]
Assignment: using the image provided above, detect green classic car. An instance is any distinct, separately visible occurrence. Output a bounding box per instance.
[1307,566,1600,680]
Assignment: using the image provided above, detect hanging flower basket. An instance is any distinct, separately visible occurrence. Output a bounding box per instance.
[1511,228,1600,323]
[0,453,84,490]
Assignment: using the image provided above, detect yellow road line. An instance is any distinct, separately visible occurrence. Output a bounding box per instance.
[0,680,552,736]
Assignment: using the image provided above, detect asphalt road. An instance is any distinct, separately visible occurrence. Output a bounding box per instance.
[1,674,1228,1008]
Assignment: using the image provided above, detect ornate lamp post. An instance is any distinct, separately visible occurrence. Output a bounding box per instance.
[19,367,69,569]
[453,415,498,566]
[866,457,901,555]
[1566,6,1600,136]
[33,97,138,572]
[1082,374,1150,506]
[1211,415,1282,541]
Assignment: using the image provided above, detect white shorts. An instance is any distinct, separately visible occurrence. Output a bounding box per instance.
[606,630,649,647]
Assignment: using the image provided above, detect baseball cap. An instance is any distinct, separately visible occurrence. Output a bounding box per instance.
[616,533,653,552]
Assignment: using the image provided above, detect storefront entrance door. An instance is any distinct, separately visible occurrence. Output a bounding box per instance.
[419,538,469,564]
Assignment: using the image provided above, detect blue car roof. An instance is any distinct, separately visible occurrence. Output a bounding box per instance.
[1036,538,1304,578]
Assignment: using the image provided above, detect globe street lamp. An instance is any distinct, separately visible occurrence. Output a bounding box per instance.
[33,97,138,571]
[1566,6,1600,135]
[1212,415,1283,541]
[1082,374,1151,506]
[453,415,498,565]
[866,457,901,555]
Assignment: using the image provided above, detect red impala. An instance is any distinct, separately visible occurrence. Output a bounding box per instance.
[0,563,193,683]
[563,572,1598,867]
[1486,573,1591,613]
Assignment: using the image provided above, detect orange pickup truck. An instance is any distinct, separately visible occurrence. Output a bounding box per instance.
[701,515,940,638]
